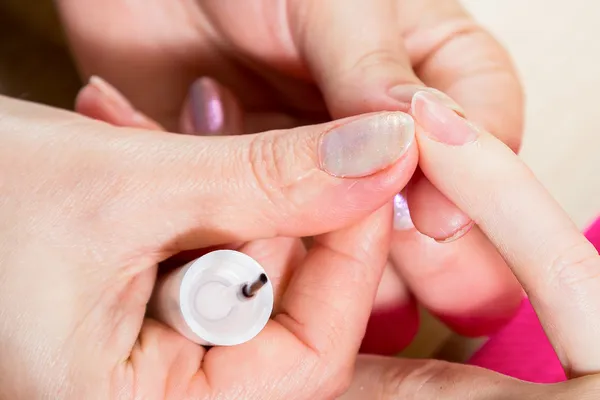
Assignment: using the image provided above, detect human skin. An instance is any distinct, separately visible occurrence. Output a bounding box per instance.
[2,89,598,399]
[56,0,525,348]
[75,81,600,399]
[339,93,600,399]
[0,94,420,399]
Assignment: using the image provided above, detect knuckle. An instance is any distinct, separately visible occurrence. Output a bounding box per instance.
[548,238,600,290]
[379,360,454,398]
[247,132,303,217]
[340,49,411,84]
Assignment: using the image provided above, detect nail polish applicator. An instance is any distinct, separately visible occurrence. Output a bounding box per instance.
[149,250,274,346]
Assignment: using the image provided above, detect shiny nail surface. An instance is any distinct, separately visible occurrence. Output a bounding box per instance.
[389,84,464,116]
[411,91,478,145]
[393,193,414,230]
[320,112,414,178]
[189,78,226,135]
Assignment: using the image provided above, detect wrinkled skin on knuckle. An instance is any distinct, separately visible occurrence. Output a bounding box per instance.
[247,130,317,224]
[547,239,600,292]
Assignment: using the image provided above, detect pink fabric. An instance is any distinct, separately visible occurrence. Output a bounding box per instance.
[467,217,600,383]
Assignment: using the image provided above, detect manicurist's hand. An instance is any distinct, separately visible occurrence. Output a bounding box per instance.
[340,92,600,399]
[0,95,417,399]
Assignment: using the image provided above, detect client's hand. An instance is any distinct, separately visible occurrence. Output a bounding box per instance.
[0,95,417,399]
[340,93,600,398]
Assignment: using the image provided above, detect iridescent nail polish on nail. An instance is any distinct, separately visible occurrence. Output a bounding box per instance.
[319,112,414,178]
[393,193,414,230]
[189,78,226,135]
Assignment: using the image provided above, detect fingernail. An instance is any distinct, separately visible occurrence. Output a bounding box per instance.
[411,91,479,145]
[435,220,475,243]
[320,112,414,178]
[389,85,464,116]
[89,75,136,114]
[187,77,226,135]
[393,192,414,230]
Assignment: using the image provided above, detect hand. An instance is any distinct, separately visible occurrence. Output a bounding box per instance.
[340,92,600,398]
[57,0,525,351]
[0,95,418,398]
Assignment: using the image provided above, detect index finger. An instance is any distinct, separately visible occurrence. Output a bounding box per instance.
[412,91,600,377]
[402,0,524,151]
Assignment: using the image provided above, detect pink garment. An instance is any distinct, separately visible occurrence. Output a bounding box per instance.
[467,218,600,382]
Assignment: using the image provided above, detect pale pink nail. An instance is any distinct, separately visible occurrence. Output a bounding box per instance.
[411,91,479,146]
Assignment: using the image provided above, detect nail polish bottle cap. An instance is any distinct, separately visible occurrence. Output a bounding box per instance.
[170,250,273,346]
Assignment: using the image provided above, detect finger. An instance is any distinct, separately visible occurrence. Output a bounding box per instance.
[178,78,308,306]
[293,0,462,118]
[360,262,419,355]
[203,205,393,399]
[340,355,538,399]
[75,76,164,130]
[110,111,417,253]
[177,76,310,134]
[402,0,524,151]
[294,0,517,334]
[390,222,522,336]
[399,172,522,335]
[279,203,392,364]
[239,237,306,312]
[412,91,600,376]
[407,172,473,242]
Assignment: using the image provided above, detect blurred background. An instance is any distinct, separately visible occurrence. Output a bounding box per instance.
[1,0,598,360]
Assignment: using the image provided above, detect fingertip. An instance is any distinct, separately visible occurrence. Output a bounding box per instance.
[76,76,163,130]
[407,174,472,242]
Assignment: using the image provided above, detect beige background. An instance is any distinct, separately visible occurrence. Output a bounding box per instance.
[0,0,598,359]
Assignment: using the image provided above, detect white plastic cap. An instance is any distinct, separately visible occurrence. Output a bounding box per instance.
[149,250,274,346]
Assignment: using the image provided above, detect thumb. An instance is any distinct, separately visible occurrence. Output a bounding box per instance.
[291,0,463,118]
[112,111,417,253]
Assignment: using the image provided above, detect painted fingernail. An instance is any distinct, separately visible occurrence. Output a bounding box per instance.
[186,77,226,135]
[320,112,414,178]
[411,91,479,145]
[436,220,475,243]
[89,75,135,114]
[389,85,465,116]
[393,192,414,230]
